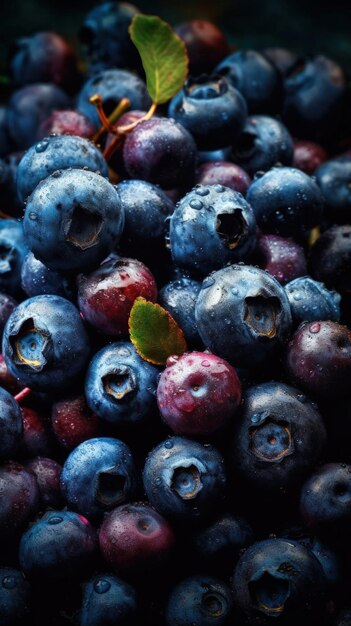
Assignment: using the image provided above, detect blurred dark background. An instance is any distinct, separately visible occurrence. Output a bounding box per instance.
[1,0,351,69]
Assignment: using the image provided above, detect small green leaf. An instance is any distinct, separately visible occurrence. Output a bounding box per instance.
[129,297,187,365]
[129,14,188,104]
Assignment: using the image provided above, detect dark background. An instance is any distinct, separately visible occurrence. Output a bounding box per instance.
[1,0,351,70]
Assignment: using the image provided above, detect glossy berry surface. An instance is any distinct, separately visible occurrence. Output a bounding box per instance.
[165,575,234,626]
[99,502,175,572]
[158,277,202,346]
[169,184,257,276]
[157,351,241,435]
[80,573,138,626]
[16,134,108,203]
[195,161,251,194]
[255,233,307,284]
[20,251,74,300]
[123,117,197,189]
[0,462,39,538]
[195,264,292,368]
[285,276,341,327]
[60,437,139,520]
[0,386,23,460]
[23,169,124,273]
[174,20,229,75]
[51,394,101,450]
[26,456,63,509]
[230,382,326,490]
[0,220,28,297]
[2,295,90,392]
[38,109,95,140]
[300,463,351,531]
[143,436,226,522]
[19,510,97,579]
[246,166,324,237]
[315,157,351,223]
[0,293,17,341]
[309,224,351,295]
[168,75,247,150]
[286,321,351,398]
[78,256,157,337]
[192,513,254,571]
[232,115,294,175]
[20,405,51,458]
[232,538,325,623]
[85,342,159,425]
[293,140,328,175]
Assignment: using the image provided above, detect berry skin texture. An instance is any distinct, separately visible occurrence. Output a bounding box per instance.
[16,134,108,203]
[20,405,51,458]
[309,224,351,295]
[23,169,124,274]
[51,394,100,450]
[0,386,23,461]
[195,264,292,369]
[21,251,74,300]
[77,69,151,130]
[255,233,307,284]
[232,115,294,176]
[80,574,138,626]
[78,256,157,337]
[0,462,39,539]
[0,220,28,297]
[195,161,251,195]
[158,277,202,347]
[232,538,325,624]
[26,456,63,509]
[0,294,17,342]
[157,351,241,436]
[293,140,328,175]
[169,184,257,276]
[230,382,326,491]
[38,109,95,140]
[286,320,351,398]
[143,436,227,523]
[84,342,159,425]
[60,437,139,520]
[99,502,175,572]
[19,510,97,580]
[315,157,351,223]
[123,118,197,189]
[300,463,351,531]
[168,75,247,151]
[246,166,324,237]
[2,294,90,393]
[0,567,31,625]
[165,575,234,626]
[174,20,229,75]
[285,276,341,327]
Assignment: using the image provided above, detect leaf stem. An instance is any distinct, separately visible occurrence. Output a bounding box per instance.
[118,101,157,134]
[90,95,131,143]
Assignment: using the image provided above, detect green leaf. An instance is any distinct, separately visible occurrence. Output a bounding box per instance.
[129,297,187,365]
[129,14,188,104]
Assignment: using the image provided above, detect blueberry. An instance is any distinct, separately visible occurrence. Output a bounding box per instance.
[262,47,298,76]
[282,55,346,141]
[80,573,138,626]
[246,166,324,237]
[61,437,139,520]
[143,436,227,523]
[23,169,124,273]
[0,567,31,625]
[0,219,28,297]
[2,294,90,392]
[230,382,326,490]
[123,117,197,189]
[77,256,157,337]
[21,251,74,300]
[309,224,351,295]
[195,264,292,368]
[195,161,251,195]
[175,20,229,75]
[0,293,17,343]
[255,233,307,284]
[0,387,23,460]
[80,2,140,73]
[158,277,202,346]
[99,502,175,572]
[16,134,108,203]
[26,456,63,509]
[77,69,151,130]
[0,462,39,538]
[285,276,341,327]
[165,575,234,626]
[168,75,247,151]
[232,115,294,176]
[300,463,351,532]
[169,185,256,276]
[51,394,101,450]
[157,351,241,436]
[293,139,328,175]
[38,109,95,140]
[315,157,351,223]
[20,406,52,457]
[85,341,159,425]
[286,320,351,398]
[216,49,281,113]
[232,538,325,623]
[6,83,70,150]
[19,510,97,579]
[9,31,78,91]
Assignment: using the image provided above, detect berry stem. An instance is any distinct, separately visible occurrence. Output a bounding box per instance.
[118,101,157,134]
[14,387,32,403]
[92,97,131,144]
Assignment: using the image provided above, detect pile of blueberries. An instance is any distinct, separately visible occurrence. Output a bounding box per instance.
[2,2,351,625]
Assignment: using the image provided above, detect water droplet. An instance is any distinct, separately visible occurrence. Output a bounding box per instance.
[165,440,174,449]
[94,579,111,594]
[189,198,203,210]
[310,322,321,333]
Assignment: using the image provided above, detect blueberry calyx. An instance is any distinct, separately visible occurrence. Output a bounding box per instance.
[249,420,293,462]
[249,571,291,617]
[185,74,228,100]
[201,590,228,617]
[95,467,127,508]
[11,318,50,370]
[216,210,247,249]
[64,205,103,250]
[102,367,137,401]
[171,463,203,499]
[245,296,279,337]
